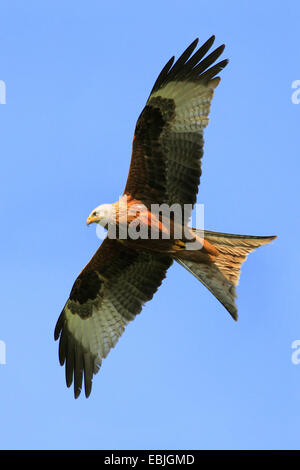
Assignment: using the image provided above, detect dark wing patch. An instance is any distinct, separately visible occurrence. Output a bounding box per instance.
[69,271,102,305]
[55,238,172,398]
[125,99,175,204]
[124,36,228,213]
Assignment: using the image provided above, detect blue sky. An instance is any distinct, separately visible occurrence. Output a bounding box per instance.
[0,0,299,450]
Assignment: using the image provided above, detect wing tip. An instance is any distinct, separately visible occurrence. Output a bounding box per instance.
[190,37,199,48]
[54,310,65,341]
[231,311,238,321]
[150,35,228,94]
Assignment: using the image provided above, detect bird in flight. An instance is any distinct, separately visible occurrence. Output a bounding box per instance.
[55,36,276,398]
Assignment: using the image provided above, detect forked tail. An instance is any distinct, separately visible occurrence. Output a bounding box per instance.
[176,230,276,320]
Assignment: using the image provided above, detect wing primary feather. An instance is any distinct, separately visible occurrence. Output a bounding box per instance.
[83,353,94,398]
[200,59,229,82]
[184,35,215,70]
[65,333,74,388]
[166,38,199,77]
[54,310,64,341]
[149,56,175,95]
[74,344,84,399]
[58,323,67,366]
[149,38,200,95]
[191,44,226,77]
[148,37,227,98]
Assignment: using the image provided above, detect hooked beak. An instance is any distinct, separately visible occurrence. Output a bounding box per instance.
[86,216,100,226]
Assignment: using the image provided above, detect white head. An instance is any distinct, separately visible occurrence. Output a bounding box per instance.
[86,203,115,228]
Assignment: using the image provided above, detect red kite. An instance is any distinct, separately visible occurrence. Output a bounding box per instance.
[55,37,276,398]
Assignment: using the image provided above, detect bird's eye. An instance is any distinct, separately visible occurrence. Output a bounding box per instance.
[92,211,97,217]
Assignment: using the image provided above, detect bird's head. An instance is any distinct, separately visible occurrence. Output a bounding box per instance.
[86,203,115,228]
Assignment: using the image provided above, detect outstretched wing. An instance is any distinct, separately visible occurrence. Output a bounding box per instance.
[55,238,172,398]
[124,36,228,216]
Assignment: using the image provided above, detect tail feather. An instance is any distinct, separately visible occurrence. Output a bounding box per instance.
[176,230,276,320]
[176,257,239,320]
[203,230,276,286]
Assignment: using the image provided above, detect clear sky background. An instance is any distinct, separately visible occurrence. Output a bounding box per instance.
[0,0,299,450]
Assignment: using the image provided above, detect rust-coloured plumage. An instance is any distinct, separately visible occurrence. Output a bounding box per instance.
[55,37,276,398]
